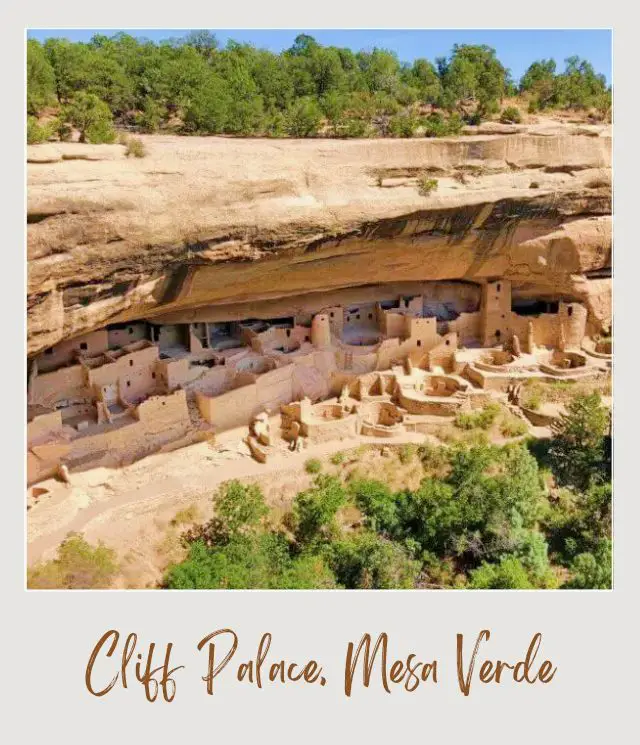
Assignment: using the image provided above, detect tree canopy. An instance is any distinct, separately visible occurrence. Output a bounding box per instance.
[26,33,611,140]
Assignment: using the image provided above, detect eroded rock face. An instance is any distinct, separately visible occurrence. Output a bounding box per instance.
[27,127,611,356]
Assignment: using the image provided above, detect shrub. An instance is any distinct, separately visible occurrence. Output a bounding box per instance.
[165,534,336,589]
[330,451,345,466]
[417,176,438,196]
[124,136,147,158]
[398,443,417,464]
[499,106,522,124]
[500,414,528,438]
[305,458,322,474]
[27,116,50,144]
[455,403,501,431]
[27,533,119,589]
[468,556,533,589]
[387,113,418,138]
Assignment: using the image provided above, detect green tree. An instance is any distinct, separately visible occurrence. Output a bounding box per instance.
[564,538,612,589]
[213,480,268,539]
[520,59,558,110]
[549,393,610,490]
[182,73,230,133]
[293,474,346,545]
[165,534,336,589]
[350,479,399,534]
[284,96,323,137]
[65,92,116,143]
[27,39,57,115]
[329,532,420,588]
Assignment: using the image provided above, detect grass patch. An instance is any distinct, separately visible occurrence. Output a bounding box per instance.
[124,136,147,158]
[454,403,501,431]
[330,451,345,466]
[500,413,528,438]
[305,458,323,474]
[398,443,417,464]
[27,533,118,589]
[171,504,200,526]
[417,175,438,196]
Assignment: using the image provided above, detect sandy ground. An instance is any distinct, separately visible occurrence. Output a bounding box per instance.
[26,421,434,585]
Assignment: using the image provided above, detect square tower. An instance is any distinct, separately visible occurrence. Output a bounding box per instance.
[481,280,512,346]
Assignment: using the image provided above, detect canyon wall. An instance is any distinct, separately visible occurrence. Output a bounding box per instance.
[27,125,612,356]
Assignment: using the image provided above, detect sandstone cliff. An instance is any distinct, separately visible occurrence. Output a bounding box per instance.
[27,123,612,357]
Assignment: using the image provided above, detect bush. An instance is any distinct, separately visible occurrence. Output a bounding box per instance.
[500,414,528,438]
[199,480,268,543]
[417,176,438,196]
[468,556,533,589]
[124,136,147,158]
[387,113,418,138]
[27,116,50,144]
[398,443,417,464]
[455,403,501,431]
[165,534,336,589]
[305,458,322,474]
[500,106,522,124]
[27,533,119,589]
[330,451,345,466]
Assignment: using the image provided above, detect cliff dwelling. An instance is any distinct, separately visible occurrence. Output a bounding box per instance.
[27,277,610,483]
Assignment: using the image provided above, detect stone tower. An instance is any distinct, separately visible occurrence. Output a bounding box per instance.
[311,313,331,348]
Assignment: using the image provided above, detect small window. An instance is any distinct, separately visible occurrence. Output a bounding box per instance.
[496,283,501,292]
[129,359,134,367]
[330,312,334,318]
[368,313,373,320]
[446,339,450,346]
[128,327,134,334]
[162,401,166,406]
[417,340,422,347]
[568,307,573,317]
[305,336,310,342]
[356,314,361,321]
[286,329,291,338]
[495,330,501,339]
[45,348,53,355]
[152,372,156,379]
[126,381,131,388]
[79,342,88,351]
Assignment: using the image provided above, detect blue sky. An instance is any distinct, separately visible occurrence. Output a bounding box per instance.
[27,29,612,83]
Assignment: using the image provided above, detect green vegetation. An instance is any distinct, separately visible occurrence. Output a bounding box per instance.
[417,176,438,196]
[521,56,611,117]
[330,451,346,465]
[26,33,611,142]
[123,135,147,158]
[28,533,119,589]
[164,391,611,589]
[304,458,323,474]
[454,403,501,430]
[499,105,522,124]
